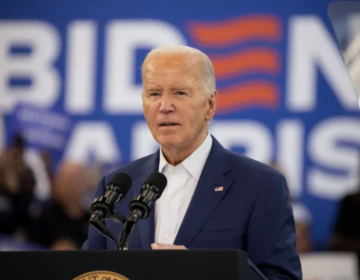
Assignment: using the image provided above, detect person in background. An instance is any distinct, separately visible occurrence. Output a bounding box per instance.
[27,161,90,250]
[330,183,360,265]
[0,134,36,238]
[23,148,52,202]
[291,201,312,253]
[270,161,313,253]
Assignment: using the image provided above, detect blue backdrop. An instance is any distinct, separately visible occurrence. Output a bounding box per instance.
[1,0,360,248]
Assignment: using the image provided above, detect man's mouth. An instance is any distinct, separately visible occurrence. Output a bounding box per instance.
[159,122,179,127]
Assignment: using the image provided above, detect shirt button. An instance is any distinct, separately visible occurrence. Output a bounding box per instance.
[170,199,174,204]
[164,233,169,239]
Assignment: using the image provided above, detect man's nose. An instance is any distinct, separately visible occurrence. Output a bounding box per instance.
[159,95,175,113]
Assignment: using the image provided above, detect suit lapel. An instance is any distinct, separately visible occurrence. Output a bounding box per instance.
[174,137,233,247]
[132,151,159,249]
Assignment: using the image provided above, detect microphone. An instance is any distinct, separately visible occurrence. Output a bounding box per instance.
[118,172,167,250]
[128,172,167,221]
[90,172,132,222]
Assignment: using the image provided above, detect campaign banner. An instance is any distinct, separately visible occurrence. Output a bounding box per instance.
[9,103,72,151]
[0,0,359,247]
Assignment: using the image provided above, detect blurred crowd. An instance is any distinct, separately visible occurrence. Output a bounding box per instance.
[1,133,360,259]
[0,134,100,250]
[270,161,360,267]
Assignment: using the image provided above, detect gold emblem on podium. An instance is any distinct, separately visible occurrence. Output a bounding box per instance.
[73,270,130,280]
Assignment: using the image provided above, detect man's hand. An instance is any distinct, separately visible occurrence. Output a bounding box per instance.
[151,243,187,250]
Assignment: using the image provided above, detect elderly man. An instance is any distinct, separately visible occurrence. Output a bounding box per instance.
[84,46,301,280]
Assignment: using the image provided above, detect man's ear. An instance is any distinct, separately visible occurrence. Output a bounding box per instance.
[205,90,218,121]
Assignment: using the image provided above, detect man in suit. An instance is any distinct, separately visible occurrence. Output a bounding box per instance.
[84,45,302,280]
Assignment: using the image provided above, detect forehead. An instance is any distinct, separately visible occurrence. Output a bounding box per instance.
[143,54,202,87]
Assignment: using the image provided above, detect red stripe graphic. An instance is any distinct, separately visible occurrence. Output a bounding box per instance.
[189,15,281,47]
[210,48,280,79]
[216,82,279,113]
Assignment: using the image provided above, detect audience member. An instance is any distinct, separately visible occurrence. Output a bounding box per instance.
[23,148,52,201]
[27,161,90,250]
[330,189,360,265]
[0,135,36,237]
[270,161,313,253]
[292,201,313,253]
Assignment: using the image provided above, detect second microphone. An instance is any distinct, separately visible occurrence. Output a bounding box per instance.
[128,172,167,222]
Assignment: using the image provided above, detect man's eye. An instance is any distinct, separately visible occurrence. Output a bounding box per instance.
[150,93,160,97]
[176,91,186,96]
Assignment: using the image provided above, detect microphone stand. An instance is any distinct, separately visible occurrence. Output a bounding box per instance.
[118,220,136,250]
[90,208,141,250]
[89,210,127,250]
[118,209,142,250]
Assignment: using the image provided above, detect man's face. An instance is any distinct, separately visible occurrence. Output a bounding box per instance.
[142,53,216,152]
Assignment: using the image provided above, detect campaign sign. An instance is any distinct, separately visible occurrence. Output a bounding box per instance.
[0,0,360,247]
[10,103,71,152]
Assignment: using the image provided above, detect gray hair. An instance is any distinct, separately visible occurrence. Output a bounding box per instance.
[141,45,216,97]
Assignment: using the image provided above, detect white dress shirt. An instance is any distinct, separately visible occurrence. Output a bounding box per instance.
[155,133,213,244]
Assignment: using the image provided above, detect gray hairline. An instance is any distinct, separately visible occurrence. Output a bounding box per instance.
[141,46,216,98]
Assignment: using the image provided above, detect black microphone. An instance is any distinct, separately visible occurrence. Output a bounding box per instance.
[128,172,167,221]
[90,172,132,221]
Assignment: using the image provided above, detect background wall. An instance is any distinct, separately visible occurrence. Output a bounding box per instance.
[0,0,359,248]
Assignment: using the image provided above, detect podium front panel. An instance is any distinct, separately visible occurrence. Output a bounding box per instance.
[0,250,261,280]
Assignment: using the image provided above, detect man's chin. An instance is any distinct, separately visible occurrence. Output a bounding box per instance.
[157,137,181,150]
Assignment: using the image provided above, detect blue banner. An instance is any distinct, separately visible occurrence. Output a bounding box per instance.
[10,103,72,151]
[1,0,359,247]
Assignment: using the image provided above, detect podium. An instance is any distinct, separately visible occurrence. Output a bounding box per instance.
[0,250,264,280]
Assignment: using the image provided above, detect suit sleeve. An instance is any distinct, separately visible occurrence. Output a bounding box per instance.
[246,173,302,280]
[82,176,107,250]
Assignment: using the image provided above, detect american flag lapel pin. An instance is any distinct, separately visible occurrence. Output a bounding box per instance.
[214,186,224,192]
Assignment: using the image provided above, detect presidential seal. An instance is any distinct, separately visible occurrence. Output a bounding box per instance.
[73,270,130,280]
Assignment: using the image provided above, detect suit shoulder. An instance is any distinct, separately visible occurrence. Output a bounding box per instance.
[225,150,281,179]
[224,150,288,198]
[103,154,155,183]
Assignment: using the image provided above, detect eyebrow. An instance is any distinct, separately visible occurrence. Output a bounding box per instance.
[145,86,191,92]
[146,87,162,92]
[170,87,190,91]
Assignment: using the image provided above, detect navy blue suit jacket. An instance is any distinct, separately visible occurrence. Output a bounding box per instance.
[84,136,302,280]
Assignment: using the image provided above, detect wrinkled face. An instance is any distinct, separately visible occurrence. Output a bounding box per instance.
[142,53,216,152]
